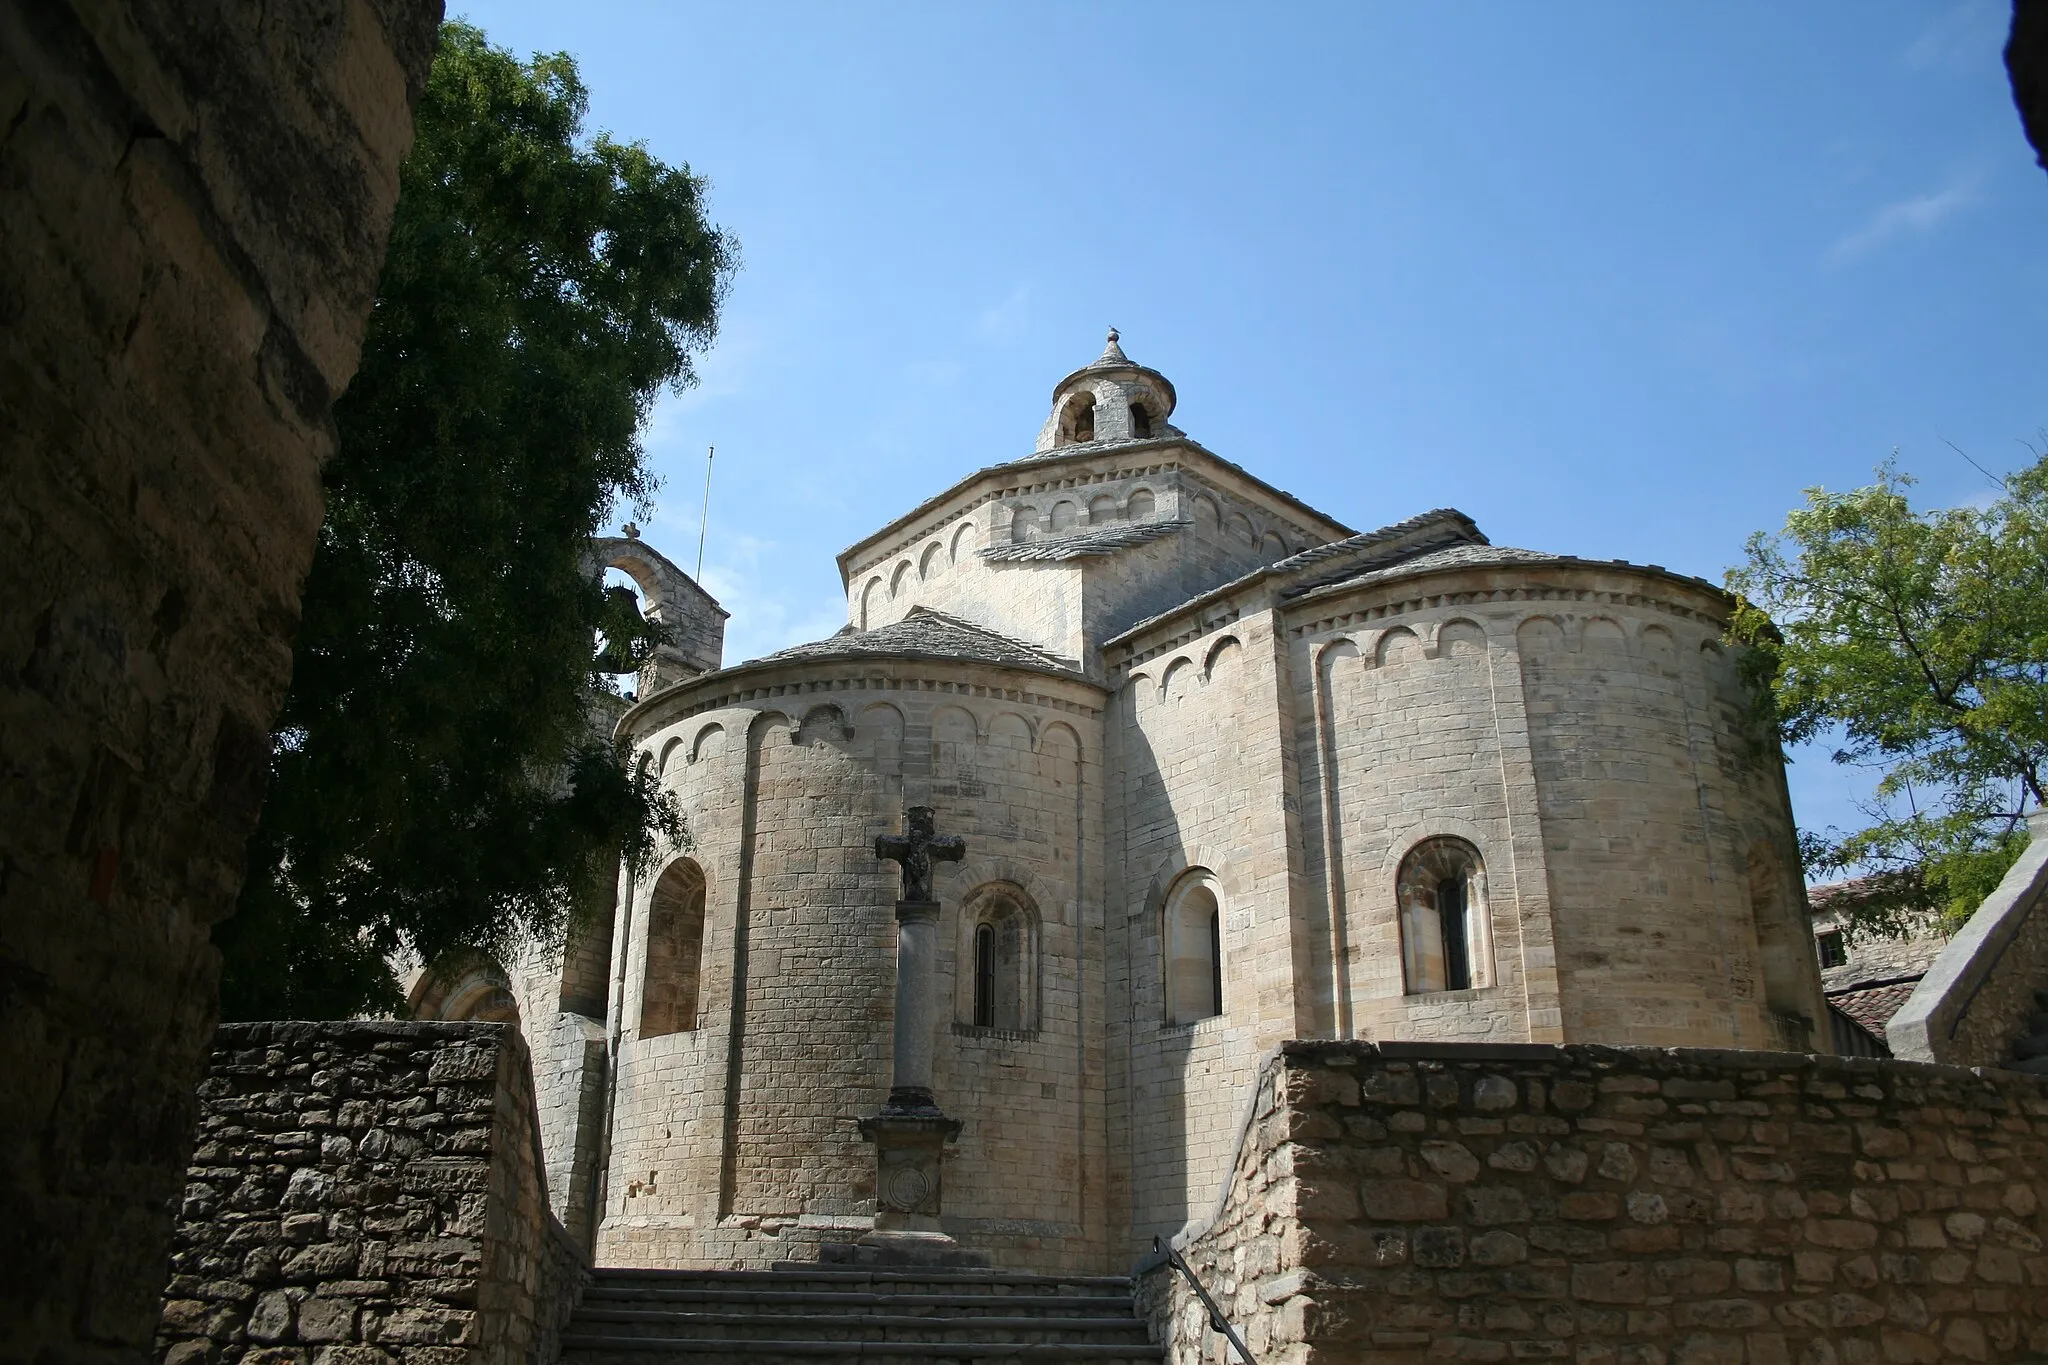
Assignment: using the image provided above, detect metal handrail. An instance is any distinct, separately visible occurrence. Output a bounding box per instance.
[1153,1235,1256,1365]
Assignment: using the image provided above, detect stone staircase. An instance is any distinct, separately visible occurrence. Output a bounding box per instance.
[2008,988,2048,1076]
[559,1265,1165,1363]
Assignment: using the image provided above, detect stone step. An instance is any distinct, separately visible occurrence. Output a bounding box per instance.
[581,1289,1140,1316]
[591,1268,1133,1297]
[561,1340,1162,1363]
[563,1266,1162,1365]
[572,1309,1153,1342]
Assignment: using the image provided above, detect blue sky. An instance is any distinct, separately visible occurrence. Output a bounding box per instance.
[458,1,2044,848]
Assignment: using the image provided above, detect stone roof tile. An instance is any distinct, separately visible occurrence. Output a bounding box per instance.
[742,607,1084,679]
[979,518,1186,562]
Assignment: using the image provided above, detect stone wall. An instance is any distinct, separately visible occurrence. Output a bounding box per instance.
[156,1022,588,1365]
[0,4,437,1358]
[1138,1041,2048,1365]
[1890,811,2048,1070]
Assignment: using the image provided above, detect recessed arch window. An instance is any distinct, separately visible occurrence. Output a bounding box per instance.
[1165,872,1225,1024]
[1127,488,1156,522]
[1088,493,1119,524]
[1130,400,1153,438]
[957,883,1038,1031]
[1010,506,1038,544]
[1061,392,1096,444]
[1050,500,1079,533]
[1397,838,1492,993]
[641,858,707,1036]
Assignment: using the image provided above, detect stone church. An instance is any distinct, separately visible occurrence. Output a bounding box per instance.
[409,331,1830,1276]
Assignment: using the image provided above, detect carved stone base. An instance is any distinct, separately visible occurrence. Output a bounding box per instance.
[857,1110,962,1238]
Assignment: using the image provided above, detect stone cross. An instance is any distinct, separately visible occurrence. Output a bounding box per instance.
[860,806,970,1253]
[874,805,964,905]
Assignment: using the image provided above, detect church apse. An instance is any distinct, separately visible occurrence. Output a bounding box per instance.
[510,333,1829,1277]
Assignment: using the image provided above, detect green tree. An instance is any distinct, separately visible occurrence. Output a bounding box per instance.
[218,23,737,1018]
[1728,452,2048,934]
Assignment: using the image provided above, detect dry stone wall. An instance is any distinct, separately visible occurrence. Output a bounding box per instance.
[156,1021,586,1365]
[1138,1040,2048,1365]
[0,4,437,1357]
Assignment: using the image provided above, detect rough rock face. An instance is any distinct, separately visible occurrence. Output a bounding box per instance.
[0,2,440,1358]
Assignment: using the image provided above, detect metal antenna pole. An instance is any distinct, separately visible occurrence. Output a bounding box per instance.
[696,445,714,581]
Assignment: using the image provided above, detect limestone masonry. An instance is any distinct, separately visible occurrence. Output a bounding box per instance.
[412,333,1836,1277]
[1137,1041,2048,1364]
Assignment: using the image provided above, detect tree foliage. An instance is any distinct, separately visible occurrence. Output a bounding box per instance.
[218,24,736,1019]
[1727,452,2048,934]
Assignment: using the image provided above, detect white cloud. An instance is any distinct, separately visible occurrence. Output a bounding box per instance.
[1827,179,1977,264]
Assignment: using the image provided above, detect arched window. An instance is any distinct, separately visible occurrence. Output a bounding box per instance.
[1061,392,1096,444]
[890,561,912,599]
[1397,838,1492,994]
[641,858,707,1037]
[1127,488,1156,522]
[1166,874,1225,1025]
[1088,493,1118,524]
[1050,500,1078,533]
[1130,401,1152,438]
[1010,506,1038,544]
[958,884,1037,1031]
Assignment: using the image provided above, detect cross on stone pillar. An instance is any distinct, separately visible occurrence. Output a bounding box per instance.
[851,805,982,1262]
[875,804,965,906]
[870,805,963,1113]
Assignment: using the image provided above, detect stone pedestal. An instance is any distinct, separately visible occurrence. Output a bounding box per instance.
[857,1111,961,1237]
[850,896,982,1265]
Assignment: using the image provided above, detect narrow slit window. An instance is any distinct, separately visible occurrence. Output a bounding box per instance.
[1437,876,1471,991]
[973,923,996,1027]
[1167,877,1225,1025]
[1208,907,1224,1016]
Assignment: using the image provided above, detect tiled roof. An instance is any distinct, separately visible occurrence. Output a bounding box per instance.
[1827,979,1924,1043]
[979,518,1186,562]
[1104,508,1484,648]
[741,608,1084,679]
[1296,542,1563,595]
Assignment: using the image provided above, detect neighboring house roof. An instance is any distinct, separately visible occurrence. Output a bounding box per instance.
[1809,875,1951,1042]
[743,607,1085,680]
[978,518,1187,562]
[1829,981,1923,1045]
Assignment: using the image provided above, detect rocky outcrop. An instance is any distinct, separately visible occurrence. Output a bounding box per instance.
[0,2,439,1358]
